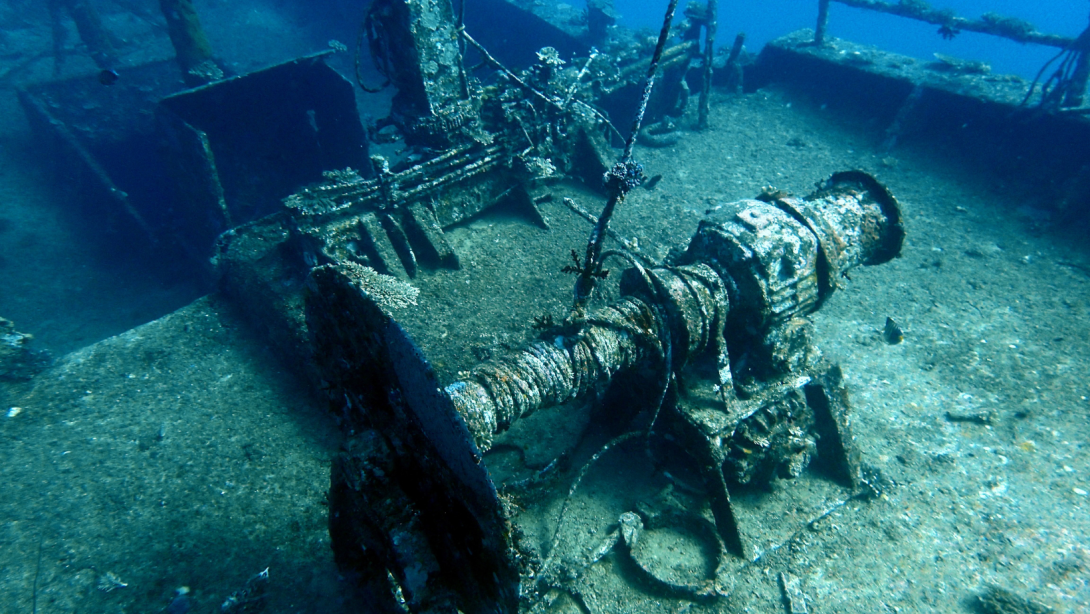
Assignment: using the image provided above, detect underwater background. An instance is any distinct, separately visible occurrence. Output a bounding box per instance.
[0,1,1088,613]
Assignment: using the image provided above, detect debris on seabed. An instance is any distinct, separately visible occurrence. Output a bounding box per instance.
[97,571,128,592]
[945,408,997,425]
[976,585,1054,614]
[778,571,808,614]
[221,567,270,614]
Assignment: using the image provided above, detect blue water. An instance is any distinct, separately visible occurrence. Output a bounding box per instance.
[615,0,1088,80]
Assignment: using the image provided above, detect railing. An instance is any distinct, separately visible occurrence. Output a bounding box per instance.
[813,0,1090,109]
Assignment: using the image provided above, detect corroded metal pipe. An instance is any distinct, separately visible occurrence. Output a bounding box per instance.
[159,0,221,86]
[815,0,831,45]
[697,0,718,129]
[828,0,1073,49]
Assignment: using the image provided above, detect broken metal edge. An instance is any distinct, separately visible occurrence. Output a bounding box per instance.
[304,263,520,612]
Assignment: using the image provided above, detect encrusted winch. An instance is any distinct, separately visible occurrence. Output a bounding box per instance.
[307,170,903,611]
[209,1,906,610]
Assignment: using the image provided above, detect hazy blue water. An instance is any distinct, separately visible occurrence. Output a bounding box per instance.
[615,0,1088,80]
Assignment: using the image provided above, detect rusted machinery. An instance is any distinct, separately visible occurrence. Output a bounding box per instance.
[27,0,911,610]
[277,0,697,286]
[20,1,1090,610]
[306,170,903,612]
[211,1,908,612]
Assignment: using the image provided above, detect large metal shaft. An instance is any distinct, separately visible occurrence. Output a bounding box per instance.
[449,296,663,452]
[448,171,903,451]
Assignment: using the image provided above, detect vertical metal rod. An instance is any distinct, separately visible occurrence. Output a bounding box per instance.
[159,0,219,86]
[622,0,680,162]
[1063,17,1090,108]
[562,49,600,109]
[457,0,469,98]
[572,0,680,318]
[698,0,718,130]
[63,0,118,70]
[724,32,746,93]
[815,0,831,45]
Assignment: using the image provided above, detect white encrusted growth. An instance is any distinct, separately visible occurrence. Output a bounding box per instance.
[97,571,128,592]
[284,168,367,216]
[341,262,420,310]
